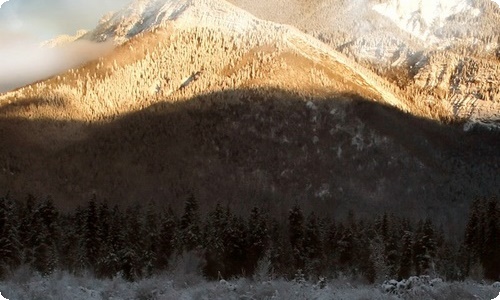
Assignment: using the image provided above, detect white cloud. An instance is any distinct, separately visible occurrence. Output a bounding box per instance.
[0,37,114,93]
[0,0,125,93]
[0,0,128,39]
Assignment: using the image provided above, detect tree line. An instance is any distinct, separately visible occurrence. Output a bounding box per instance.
[0,193,498,282]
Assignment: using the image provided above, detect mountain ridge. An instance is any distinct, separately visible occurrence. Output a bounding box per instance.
[1,0,414,126]
[0,0,498,228]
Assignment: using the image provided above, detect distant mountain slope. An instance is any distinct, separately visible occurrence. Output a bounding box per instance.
[228,0,500,128]
[0,0,498,230]
[0,0,411,129]
[1,89,499,230]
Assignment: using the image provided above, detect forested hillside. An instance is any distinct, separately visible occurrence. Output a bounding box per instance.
[0,193,498,282]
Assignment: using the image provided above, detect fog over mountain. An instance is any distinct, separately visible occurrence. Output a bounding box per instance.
[0,0,127,38]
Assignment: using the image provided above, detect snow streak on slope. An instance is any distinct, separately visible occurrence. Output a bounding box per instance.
[373,0,480,43]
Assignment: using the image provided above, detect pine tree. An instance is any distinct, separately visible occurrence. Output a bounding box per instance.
[398,231,413,280]
[18,194,36,265]
[464,199,484,257]
[377,212,389,241]
[303,212,322,276]
[180,194,202,252]
[203,202,227,278]
[268,218,289,276]
[223,209,247,277]
[58,212,81,273]
[0,195,22,277]
[84,197,100,269]
[385,230,400,278]
[95,201,115,277]
[157,206,177,270]
[246,206,269,276]
[463,198,485,276]
[338,223,355,271]
[142,201,159,276]
[288,204,305,271]
[413,219,436,275]
[30,199,59,275]
[120,204,145,280]
[103,205,124,277]
[482,199,499,280]
[73,205,89,272]
[358,227,376,283]
[324,219,339,274]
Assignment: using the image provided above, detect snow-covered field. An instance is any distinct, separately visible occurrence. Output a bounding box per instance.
[0,269,499,300]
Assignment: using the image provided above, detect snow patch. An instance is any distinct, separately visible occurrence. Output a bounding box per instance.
[372,0,480,43]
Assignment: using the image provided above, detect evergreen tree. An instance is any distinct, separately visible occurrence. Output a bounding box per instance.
[223,209,247,277]
[120,204,145,280]
[268,218,289,276]
[482,199,499,280]
[385,230,400,278]
[95,201,115,277]
[103,205,125,277]
[377,213,389,241]
[413,219,436,275]
[157,206,177,270]
[398,231,413,280]
[288,204,305,271]
[84,197,100,269]
[73,205,89,272]
[324,219,339,274]
[203,202,228,278]
[246,206,269,275]
[142,201,159,276]
[337,223,355,270]
[58,212,81,273]
[303,212,322,276]
[180,194,202,252]
[18,194,36,265]
[0,195,21,277]
[30,199,59,275]
[358,228,376,283]
[464,199,484,261]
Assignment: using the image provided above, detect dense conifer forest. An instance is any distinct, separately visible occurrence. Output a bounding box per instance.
[0,193,498,283]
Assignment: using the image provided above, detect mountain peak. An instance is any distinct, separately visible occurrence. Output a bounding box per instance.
[373,0,481,43]
[84,0,263,44]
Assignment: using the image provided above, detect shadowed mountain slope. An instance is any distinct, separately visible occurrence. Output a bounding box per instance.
[1,89,498,234]
[0,0,498,236]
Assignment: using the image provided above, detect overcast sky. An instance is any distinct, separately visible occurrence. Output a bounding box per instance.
[0,0,129,40]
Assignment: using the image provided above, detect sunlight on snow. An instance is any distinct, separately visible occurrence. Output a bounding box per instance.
[373,0,480,43]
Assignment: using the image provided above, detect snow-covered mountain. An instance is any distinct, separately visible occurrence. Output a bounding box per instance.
[0,0,498,232]
[372,0,480,43]
[83,0,265,44]
[2,0,410,123]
